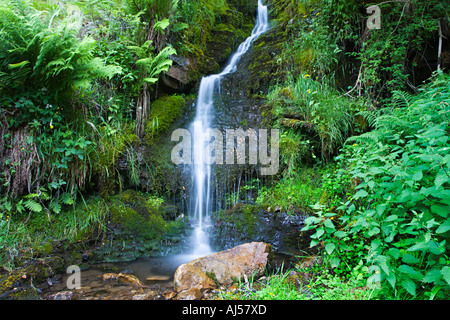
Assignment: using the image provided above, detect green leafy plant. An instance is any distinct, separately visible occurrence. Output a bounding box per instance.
[302,72,450,299]
[268,73,360,161]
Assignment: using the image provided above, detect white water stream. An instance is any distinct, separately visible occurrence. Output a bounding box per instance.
[188,0,269,258]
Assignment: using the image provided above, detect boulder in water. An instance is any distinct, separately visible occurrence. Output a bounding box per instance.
[173,263,215,293]
[173,242,273,298]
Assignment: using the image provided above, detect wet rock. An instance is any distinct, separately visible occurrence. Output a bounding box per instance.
[117,273,144,287]
[46,291,75,300]
[211,207,308,256]
[102,273,118,281]
[102,272,144,287]
[173,242,273,299]
[146,275,170,281]
[189,242,273,286]
[164,291,177,300]
[173,263,215,293]
[176,287,203,300]
[162,55,219,93]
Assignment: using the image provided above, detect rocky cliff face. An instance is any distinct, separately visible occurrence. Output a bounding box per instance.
[210,203,311,256]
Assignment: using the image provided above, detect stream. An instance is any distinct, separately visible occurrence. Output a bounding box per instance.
[41,255,194,300]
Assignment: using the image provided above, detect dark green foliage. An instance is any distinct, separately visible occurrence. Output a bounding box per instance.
[0,0,121,106]
[302,72,450,299]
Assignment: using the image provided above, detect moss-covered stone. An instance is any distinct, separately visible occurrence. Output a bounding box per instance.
[0,255,65,299]
[215,203,260,237]
[144,95,186,144]
[108,190,187,242]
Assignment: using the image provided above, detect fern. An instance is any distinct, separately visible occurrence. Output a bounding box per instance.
[49,199,61,214]
[133,42,176,83]
[0,0,122,103]
[23,199,42,213]
[61,192,74,205]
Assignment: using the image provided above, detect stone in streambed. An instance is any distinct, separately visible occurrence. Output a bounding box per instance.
[173,242,273,299]
[189,241,273,286]
[102,272,144,287]
[173,263,215,293]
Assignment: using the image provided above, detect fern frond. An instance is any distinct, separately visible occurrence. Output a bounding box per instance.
[24,199,42,212]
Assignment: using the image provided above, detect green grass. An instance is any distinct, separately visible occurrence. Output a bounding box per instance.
[255,167,323,213]
[0,197,109,271]
[216,263,380,300]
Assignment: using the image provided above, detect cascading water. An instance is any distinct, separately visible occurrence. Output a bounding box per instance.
[188,0,269,257]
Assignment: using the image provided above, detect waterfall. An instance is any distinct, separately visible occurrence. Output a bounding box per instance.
[187,0,270,258]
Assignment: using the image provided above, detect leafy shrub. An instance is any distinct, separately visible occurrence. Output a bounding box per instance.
[256,168,322,213]
[268,73,361,161]
[302,72,450,299]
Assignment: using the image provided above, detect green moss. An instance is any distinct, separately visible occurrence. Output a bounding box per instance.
[144,95,186,144]
[109,190,176,241]
[0,256,65,298]
[217,203,260,236]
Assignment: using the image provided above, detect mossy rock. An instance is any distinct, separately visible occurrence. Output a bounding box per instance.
[206,9,253,65]
[215,203,261,236]
[109,190,183,241]
[164,0,257,92]
[144,95,186,144]
[0,255,65,299]
[247,30,286,94]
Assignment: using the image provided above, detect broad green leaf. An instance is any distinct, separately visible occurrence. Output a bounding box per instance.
[311,228,324,239]
[353,189,368,199]
[422,269,442,284]
[371,239,381,251]
[387,248,400,259]
[386,272,396,289]
[431,204,449,218]
[324,219,335,230]
[325,242,336,255]
[402,253,419,264]
[401,279,417,296]
[435,219,450,234]
[368,227,380,236]
[398,265,422,280]
[435,173,449,189]
[412,170,423,181]
[407,242,428,252]
[428,240,446,255]
[334,230,347,238]
[441,266,450,286]
[310,239,320,248]
[385,215,398,222]
[330,257,340,268]
[377,256,390,275]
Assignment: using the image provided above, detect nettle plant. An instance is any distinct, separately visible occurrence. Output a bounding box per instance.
[302,72,450,299]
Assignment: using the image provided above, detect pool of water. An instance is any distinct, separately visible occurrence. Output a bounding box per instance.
[41,255,198,300]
